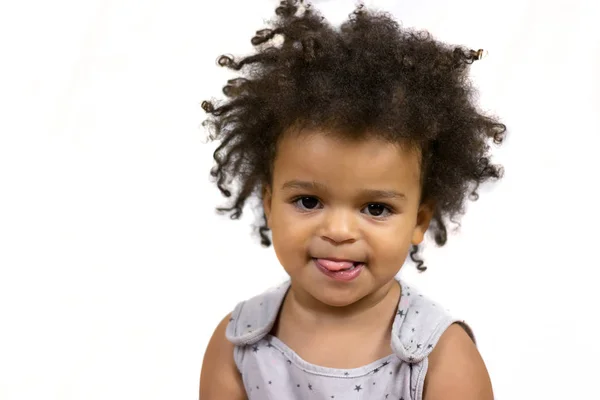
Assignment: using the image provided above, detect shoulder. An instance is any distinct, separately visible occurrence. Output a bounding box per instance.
[226,281,290,346]
[392,281,473,362]
[199,313,247,400]
[423,323,493,400]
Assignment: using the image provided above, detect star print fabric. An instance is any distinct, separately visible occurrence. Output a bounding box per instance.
[240,334,413,399]
[225,278,476,399]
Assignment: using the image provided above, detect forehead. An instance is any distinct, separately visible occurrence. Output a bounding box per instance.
[272,130,422,190]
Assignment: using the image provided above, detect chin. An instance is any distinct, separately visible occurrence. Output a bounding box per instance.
[307,281,369,307]
[317,294,361,308]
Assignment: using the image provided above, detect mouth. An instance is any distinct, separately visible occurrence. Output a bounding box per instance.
[312,257,366,272]
[312,257,365,282]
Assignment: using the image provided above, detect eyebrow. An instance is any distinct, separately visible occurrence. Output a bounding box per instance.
[281,180,407,200]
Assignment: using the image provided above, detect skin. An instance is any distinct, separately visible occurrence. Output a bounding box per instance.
[265,130,429,312]
[263,129,433,368]
[200,128,494,399]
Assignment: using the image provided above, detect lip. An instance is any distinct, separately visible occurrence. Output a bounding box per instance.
[319,257,360,263]
[312,258,364,282]
[311,256,364,264]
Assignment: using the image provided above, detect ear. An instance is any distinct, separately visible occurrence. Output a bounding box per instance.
[411,199,435,245]
[262,183,272,228]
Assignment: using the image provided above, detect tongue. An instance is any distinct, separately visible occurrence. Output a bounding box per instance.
[316,259,354,271]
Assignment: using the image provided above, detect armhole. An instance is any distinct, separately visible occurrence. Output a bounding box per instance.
[454,320,477,345]
[233,344,244,373]
[414,357,429,400]
[413,321,477,400]
[200,314,247,400]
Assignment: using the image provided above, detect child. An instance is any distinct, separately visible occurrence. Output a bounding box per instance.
[199,1,505,399]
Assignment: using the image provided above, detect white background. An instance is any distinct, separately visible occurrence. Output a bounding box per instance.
[1,0,599,399]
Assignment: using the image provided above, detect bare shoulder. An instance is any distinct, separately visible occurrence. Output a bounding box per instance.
[423,323,494,400]
[199,313,247,400]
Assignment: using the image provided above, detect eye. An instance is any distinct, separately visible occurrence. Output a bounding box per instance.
[293,196,321,211]
[362,203,392,218]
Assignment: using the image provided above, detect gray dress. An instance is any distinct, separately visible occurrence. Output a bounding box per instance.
[226,277,476,399]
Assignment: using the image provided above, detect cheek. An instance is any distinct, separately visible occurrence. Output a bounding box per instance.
[271,233,310,276]
[367,219,415,261]
[270,201,314,237]
[269,206,312,264]
[371,234,411,261]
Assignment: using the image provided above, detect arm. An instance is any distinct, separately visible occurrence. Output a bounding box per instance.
[423,323,494,400]
[199,313,247,400]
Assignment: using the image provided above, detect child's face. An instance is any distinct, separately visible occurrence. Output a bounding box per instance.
[263,129,434,307]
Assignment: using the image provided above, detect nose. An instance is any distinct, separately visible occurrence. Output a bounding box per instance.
[319,207,359,244]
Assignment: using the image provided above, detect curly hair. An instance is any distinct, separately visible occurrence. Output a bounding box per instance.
[201,0,506,272]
